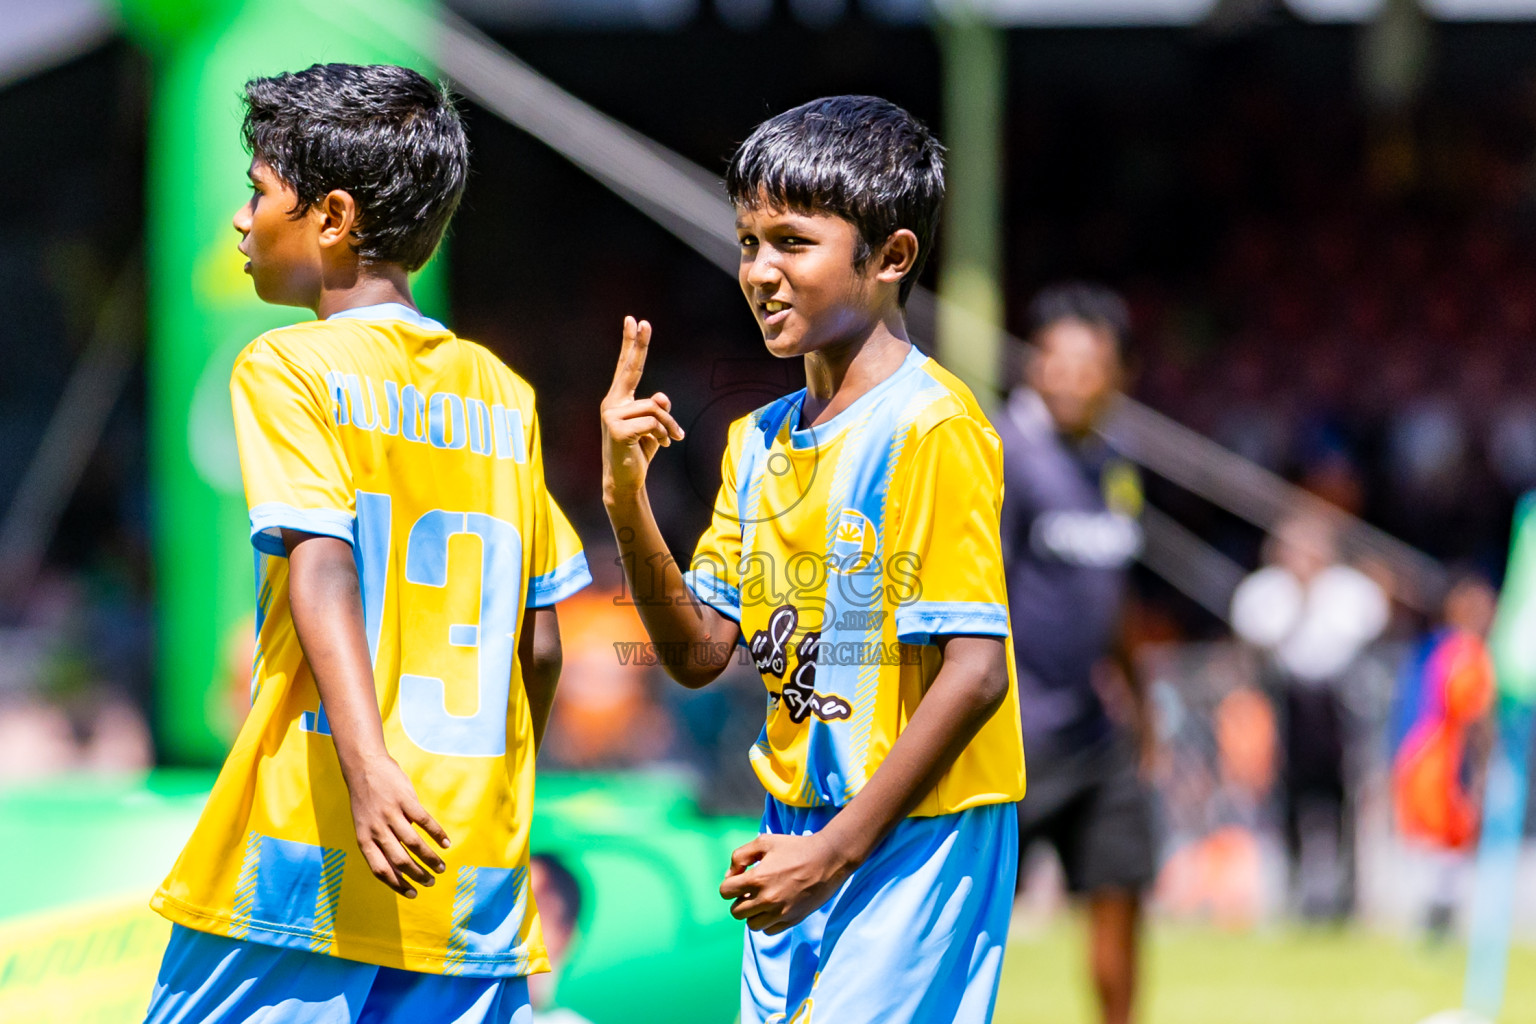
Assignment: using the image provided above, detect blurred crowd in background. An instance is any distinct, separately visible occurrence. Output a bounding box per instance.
[3,18,1536,932]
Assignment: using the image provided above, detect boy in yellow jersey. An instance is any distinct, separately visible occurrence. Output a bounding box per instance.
[144,64,589,1024]
[600,96,1026,1024]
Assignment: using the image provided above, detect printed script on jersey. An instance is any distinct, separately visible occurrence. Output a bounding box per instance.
[323,372,529,461]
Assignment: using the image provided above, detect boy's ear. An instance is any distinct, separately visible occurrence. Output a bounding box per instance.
[873,228,919,286]
[316,189,360,250]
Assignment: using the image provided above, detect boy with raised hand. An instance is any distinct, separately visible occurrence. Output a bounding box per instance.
[145,63,590,1024]
[600,96,1027,1024]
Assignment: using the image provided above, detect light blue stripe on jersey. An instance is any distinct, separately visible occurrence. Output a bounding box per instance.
[894,600,1010,645]
[526,552,593,607]
[741,797,1017,1024]
[249,502,355,556]
[740,398,799,557]
[682,565,742,622]
[682,400,795,624]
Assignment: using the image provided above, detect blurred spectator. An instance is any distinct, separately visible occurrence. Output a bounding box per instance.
[1488,398,1536,494]
[0,565,153,779]
[1001,283,1156,1024]
[1155,683,1277,931]
[529,852,594,1024]
[0,700,78,778]
[1389,573,1498,940]
[1230,513,1389,920]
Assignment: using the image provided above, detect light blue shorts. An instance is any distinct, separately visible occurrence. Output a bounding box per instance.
[741,797,1018,1024]
[144,925,532,1024]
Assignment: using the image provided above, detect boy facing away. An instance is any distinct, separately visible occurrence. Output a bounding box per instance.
[600,96,1028,1023]
[146,64,590,1024]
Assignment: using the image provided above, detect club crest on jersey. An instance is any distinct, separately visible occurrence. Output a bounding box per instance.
[753,605,851,723]
[831,509,878,573]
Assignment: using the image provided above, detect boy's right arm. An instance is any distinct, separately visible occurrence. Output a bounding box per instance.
[601,316,739,688]
[284,530,451,899]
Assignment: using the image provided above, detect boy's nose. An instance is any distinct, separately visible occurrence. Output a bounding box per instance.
[745,253,780,288]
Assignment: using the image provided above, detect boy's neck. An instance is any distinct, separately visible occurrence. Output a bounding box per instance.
[800,312,911,429]
[314,263,416,321]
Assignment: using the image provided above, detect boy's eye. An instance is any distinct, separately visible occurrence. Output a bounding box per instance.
[738,236,757,248]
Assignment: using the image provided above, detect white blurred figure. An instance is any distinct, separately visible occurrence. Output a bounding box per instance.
[1230,514,1389,920]
[0,700,78,779]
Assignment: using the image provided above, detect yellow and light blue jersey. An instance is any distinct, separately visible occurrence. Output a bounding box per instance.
[684,346,1026,816]
[152,303,590,978]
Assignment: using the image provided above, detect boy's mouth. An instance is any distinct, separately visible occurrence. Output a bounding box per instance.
[761,300,792,327]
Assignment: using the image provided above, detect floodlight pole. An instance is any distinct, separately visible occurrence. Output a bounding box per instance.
[119,0,446,764]
[936,5,1006,399]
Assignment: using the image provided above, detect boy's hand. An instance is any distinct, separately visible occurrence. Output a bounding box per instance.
[344,753,451,899]
[601,316,684,504]
[718,833,855,934]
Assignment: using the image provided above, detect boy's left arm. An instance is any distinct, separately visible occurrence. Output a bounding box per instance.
[519,607,562,750]
[517,401,591,750]
[719,634,1009,932]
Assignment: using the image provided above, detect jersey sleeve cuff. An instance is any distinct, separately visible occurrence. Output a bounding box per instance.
[895,601,1010,645]
[527,552,593,607]
[249,503,356,557]
[683,568,742,623]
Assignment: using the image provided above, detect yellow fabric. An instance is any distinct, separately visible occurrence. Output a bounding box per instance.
[686,348,1026,816]
[152,308,588,978]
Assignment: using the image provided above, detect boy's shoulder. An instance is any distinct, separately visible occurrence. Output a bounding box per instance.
[905,351,998,443]
[236,318,366,375]
[239,320,536,402]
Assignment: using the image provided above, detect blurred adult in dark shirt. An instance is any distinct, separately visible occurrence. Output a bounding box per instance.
[998,283,1155,1024]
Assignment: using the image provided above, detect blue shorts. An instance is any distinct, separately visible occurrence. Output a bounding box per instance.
[742,797,1018,1024]
[144,925,532,1024]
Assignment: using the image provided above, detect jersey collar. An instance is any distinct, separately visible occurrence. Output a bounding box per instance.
[788,344,929,450]
[326,302,446,332]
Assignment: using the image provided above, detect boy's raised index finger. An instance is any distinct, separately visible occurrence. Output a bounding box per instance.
[607,317,652,401]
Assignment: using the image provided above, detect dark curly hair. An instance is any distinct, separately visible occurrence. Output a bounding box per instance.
[1026,282,1132,357]
[241,63,469,272]
[726,95,945,305]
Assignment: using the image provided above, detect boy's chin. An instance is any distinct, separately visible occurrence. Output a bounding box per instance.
[249,275,315,311]
[760,326,810,359]
[247,273,286,305]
